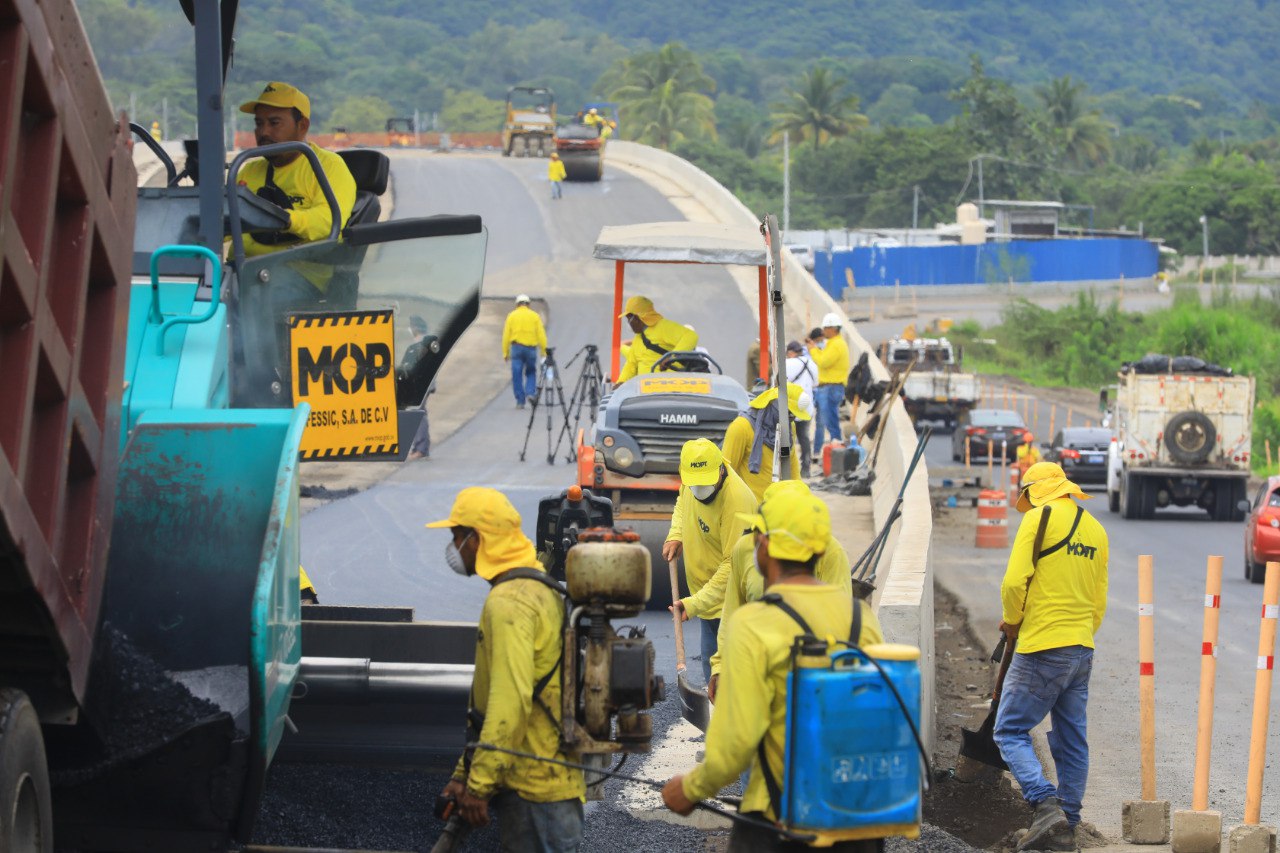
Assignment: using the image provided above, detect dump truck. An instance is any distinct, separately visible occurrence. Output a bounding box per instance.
[501,86,556,157]
[878,337,979,428]
[1,2,491,849]
[1105,355,1253,521]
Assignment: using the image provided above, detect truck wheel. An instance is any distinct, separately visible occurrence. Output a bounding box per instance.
[1139,478,1158,519]
[1232,480,1249,522]
[1108,487,1120,513]
[1247,558,1266,584]
[0,689,53,853]
[1165,412,1216,465]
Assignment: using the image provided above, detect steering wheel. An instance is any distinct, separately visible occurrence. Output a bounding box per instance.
[653,350,722,375]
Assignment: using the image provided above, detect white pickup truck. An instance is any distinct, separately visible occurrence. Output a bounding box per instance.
[880,337,980,428]
[1105,356,1254,521]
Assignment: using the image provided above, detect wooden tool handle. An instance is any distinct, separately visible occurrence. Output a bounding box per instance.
[669,558,686,671]
[992,633,1017,702]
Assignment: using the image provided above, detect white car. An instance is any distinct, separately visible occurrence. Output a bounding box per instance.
[785,243,815,271]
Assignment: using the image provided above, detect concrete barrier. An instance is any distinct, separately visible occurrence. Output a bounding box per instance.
[608,141,936,750]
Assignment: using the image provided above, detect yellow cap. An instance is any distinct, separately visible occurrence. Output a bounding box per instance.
[618,295,661,325]
[736,489,830,562]
[1015,460,1091,513]
[239,81,311,120]
[426,487,539,580]
[762,479,811,501]
[679,438,723,486]
[748,384,811,422]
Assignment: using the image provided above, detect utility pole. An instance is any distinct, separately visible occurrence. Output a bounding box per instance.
[976,156,985,218]
[1199,214,1209,259]
[782,130,791,234]
[129,91,136,122]
[162,97,168,140]
[912,185,920,230]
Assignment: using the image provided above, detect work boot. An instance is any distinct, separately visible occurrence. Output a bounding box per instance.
[1017,797,1069,851]
[1023,824,1077,852]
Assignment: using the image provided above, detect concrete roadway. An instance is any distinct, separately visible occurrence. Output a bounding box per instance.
[922,404,1279,833]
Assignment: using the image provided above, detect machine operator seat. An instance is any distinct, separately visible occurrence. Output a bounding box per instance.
[336,149,390,226]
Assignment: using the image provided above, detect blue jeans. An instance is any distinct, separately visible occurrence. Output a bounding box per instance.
[510,344,539,405]
[551,180,562,199]
[493,791,582,852]
[699,616,720,685]
[812,384,844,452]
[994,646,1094,826]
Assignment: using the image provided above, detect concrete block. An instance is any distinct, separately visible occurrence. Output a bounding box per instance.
[1172,809,1222,853]
[1227,824,1277,853]
[1123,800,1171,844]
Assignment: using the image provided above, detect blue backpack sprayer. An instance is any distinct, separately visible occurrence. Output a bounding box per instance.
[757,594,929,846]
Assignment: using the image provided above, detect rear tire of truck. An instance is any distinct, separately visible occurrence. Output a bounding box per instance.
[1108,487,1120,513]
[1247,558,1266,584]
[0,689,53,853]
[1165,411,1216,465]
[1120,474,1142,520]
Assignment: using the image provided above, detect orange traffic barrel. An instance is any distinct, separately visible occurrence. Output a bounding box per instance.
[976,489,1009,549]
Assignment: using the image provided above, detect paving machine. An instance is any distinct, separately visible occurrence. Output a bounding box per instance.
[554,103,618,182]
[502,86,556,158]
[386,117,416,147]
[575,221,792,604]
[0,1,490,850]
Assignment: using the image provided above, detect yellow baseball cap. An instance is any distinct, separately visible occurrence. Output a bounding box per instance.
[679,438,723,486]
[425,487,539,580]
[618,295,661,325]
[737,489,830,562]
[748,384,811,422]
[239,82,311,120]
[1015,461,1091,513]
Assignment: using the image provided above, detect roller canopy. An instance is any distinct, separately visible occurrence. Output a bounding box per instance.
[594,222,768,266]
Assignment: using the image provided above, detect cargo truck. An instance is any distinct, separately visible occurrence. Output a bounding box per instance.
[1104,356,1253,521]
[878,337,979,428]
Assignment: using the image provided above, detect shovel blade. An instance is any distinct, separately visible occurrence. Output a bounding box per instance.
[958,706,1007,771]
[677,670,711,732]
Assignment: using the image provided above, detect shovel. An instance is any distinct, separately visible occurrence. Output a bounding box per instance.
[956,632,1016,779]
[670,558,711,732]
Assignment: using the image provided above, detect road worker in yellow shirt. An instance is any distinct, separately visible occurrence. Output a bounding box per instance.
[503,294,548,409]
[721,385,808,502]
[616,296,698,383]
[807,312,851,451]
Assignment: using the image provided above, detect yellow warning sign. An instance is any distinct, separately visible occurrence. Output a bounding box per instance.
[639,376,712,395]
[290,310,399,459]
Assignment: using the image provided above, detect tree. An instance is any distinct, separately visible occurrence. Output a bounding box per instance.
[1035,75,1113,168]
[771,67,867,151]
[327,96,397,132]
[606,43,717,149]
[439,88,506,132]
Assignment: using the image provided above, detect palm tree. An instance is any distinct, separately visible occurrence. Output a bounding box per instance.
[608,43,717,149]
[771,67,867,151]
[1035,75,1113,168]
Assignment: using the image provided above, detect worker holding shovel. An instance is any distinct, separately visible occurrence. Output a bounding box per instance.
[994,462,1109,852]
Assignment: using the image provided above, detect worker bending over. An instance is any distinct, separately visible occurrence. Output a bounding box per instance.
[807,313,851,452]
[502,295,548,409]
[616,295,698,383]
[663,439,756,684]
[661,488,881,851]
[429,488,584,851]
[721,385,808,502]
[707,480,878,702]
[995,462,1108,852]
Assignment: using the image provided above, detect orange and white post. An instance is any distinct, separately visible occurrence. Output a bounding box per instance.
[1171,558,1224,851]
[1244,562,1279,825]
[1123,554,1170,844]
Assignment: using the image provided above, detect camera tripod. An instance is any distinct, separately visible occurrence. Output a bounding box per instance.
[519,347,573,464]
[551,344,608,463]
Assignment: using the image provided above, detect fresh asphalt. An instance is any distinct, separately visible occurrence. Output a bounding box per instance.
[921,410,1279,833]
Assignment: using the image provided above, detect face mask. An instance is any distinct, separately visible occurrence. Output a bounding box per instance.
[445,531,475,576]
[690,483,717,501]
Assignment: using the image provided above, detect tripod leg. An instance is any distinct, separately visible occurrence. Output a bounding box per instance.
[518,370,548,461]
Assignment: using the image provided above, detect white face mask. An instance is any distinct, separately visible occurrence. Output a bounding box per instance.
[445,531,475,576]
[690,483,717,501]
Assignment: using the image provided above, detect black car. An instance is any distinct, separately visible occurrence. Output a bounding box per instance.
[1045,427,1111,485]
[951,408,1027,461]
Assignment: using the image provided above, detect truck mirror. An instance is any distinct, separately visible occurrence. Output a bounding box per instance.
[1238,499,1252,514]
[1098,389,1109,410]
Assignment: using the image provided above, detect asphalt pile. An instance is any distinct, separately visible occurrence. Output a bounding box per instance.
[813,466,875,496]
[51,624,225,785]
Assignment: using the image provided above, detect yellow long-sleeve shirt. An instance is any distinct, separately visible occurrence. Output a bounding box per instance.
[710,533,874,676]
[1001,497,1109,654]
[808,334,850,385]
[665,467,757,619]
[617,316,698,382]
[235,143,357,257]
[454,572,584,802]
[502,305,548,358]
[549,159,567,182]
[720,415,801,503]
[683,582,872,817]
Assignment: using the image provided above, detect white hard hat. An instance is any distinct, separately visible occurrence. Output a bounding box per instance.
[821,312,843,328]
[515,294,531,304]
